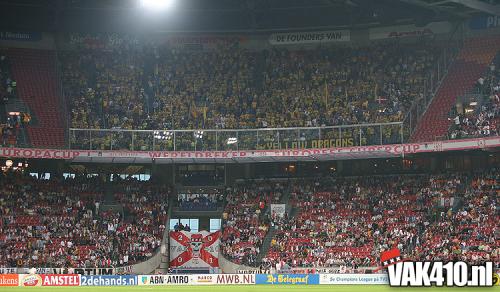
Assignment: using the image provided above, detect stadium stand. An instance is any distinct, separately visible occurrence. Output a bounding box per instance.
[250,171,499,272]
[0,174,169,268]
[7,49,65,148]
[448,52,500,139]
[61,40,439,140]
[0,53,19,146]
[0,169,497,272]
[221,181,285,267]
[412,36,500,142]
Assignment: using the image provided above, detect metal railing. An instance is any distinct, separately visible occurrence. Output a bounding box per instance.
[69,122,404,151]
[402,22,465,141]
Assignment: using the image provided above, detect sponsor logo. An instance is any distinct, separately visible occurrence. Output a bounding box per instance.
[81,275,137,286]
[0,274,19,286]
[269,30,350,45]
[41,274,80,286]
[382,249,494,287]
[21,274,42,287]
[319,274,388,285]
[0,268,17,274]
[216,274,255,285]
[196,275,213,283]
[256,274,319,285]
[74,268,114,275]
[139,275,190,285]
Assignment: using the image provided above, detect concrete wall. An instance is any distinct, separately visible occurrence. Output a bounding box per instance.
[218,253,259,274]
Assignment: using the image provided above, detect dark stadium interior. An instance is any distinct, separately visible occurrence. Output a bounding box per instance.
[0,0,499,283]
[0,0,485,32]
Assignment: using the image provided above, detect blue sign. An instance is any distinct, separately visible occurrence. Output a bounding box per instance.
[469,14,500,30]
[256,274,319,285]
[80,275,137,286]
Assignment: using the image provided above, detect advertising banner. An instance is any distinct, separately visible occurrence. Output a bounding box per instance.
[40,274,80,286]
[0,137,499,162]
[269,30,350,45]
[138,275,191,286]
[270,204,286,218]
[0,267,115,275]
[214,274,255,285]
[170,231,220,269]
[256,274,319,285]
[19,274,42,287]
[0,268,17,274]
[0,274,19,286]
[80,275,137,286]
[320,274,389,285]
[369,21,452,40]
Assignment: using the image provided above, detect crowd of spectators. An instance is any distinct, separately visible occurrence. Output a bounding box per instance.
[449,52,500,139]
[62,40,441,150]
[220,180,285,266]
[255,171,498,272]
[0,173,169,268]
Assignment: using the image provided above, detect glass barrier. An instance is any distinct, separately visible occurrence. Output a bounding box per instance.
[70,122,404,151]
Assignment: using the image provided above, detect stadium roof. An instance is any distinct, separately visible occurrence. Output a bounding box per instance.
[0,0,498,33]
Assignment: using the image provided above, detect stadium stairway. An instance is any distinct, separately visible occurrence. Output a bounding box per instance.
[410,36,500,142]
[256,185,293,264]
[6,48,65,148]
[257,226,277,264]
[157,189,176,273]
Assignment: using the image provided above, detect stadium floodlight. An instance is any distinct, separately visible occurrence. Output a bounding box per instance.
[154,130,173,140]
[194,130,204,139]
[139,0,175,10]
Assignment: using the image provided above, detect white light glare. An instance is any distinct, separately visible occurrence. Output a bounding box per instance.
[227,137,238,145]
[140,0,174,10]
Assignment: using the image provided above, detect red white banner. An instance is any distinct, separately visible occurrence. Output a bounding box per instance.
[0,137,498,162]
[169,231,220,269]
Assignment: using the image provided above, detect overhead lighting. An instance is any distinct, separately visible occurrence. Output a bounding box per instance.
[194,131,204,139]
[469,101,477,106]
[5,160,13,167]
[154,131,173,140]
[139,0,175,10]
[227,137,238,145]
[465,108,474,113]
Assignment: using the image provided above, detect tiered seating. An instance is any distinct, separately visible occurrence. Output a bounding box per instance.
[258,172,498,271]
[221,180,285,266]
[449,52,500,139]
[7,49,65,148]
[264,176,429,268]
[411,36,500,142]
[62,40,440,150]
[0,175,169,268]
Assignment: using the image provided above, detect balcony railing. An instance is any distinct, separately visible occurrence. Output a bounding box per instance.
[69,122,404,151]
